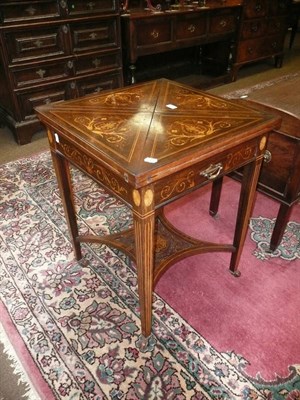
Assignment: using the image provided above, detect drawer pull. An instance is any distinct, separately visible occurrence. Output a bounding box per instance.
[220,19,227,28]
[87,2,95,10]
[25,6,37,16]
[92,58,102,68]
[263,150,272,163]
[34,39,43,48]
[67,60,74,69]
[151,30,159,39]
[62,25,69,34]
[255,4,262,13]
[200,163,223,180]
[188,24,196,33]
[89,32,98,40]
[36,69,46,78]
[60,0,67,9]
[251,23,259,33]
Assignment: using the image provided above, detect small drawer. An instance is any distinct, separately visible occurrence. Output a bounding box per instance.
[65,0,118,17]
[267,17,287,35]
[264,34,285,54]
[236,35,284,63]
[16,82,72,122]
[154,140,258,205]
[0,1,59,24]
[11,59,75,88]
[4,25,69,64]
[244,0,267,19]
[241,20,267,39]
[70,18,120,53]
[135,18,172,47]
[176,14,207,41]
[236,39,263,62]
[209,12,238,34]
[76,71,123,97]
[75,51,122,76]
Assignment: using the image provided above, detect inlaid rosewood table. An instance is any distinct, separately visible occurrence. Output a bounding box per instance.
[36,79,280,337]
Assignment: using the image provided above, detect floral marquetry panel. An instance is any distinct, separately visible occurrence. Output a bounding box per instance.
[36,78,278,188]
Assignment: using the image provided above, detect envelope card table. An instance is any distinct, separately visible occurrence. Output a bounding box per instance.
[36,79,280,337]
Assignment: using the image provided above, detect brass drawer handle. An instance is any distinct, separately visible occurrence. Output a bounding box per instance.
[151,30,159,39]
[188,24,196,33]
[200,163,223,180]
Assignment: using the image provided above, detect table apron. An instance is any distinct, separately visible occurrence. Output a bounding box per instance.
[51,133,263,209]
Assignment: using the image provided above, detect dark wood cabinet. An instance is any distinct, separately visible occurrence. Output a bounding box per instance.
[121,1,242,84]
[232,0,291,80]
[0,0,123,145]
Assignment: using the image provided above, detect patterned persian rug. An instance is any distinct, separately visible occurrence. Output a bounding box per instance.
[0,152,299,400]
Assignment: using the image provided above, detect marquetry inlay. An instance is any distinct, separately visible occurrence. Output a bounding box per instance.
[144,189,154,207]
[225,145,255,169]
[260,136,267,150]
[36,78,280,339]
[133,190,141,207]
[59,141,128,197]
[38,79,272,183]
[160,171,195,201]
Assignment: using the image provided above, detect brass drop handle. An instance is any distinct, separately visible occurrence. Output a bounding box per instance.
[200,163,223,180]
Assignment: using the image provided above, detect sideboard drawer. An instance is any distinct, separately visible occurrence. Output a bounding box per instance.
[75,50,122,76]
[4,25,69,64]
[11,59,74,88]
[15,71,122,121]
[65,0,117,17]
[71,19,119,53]
[209,11,238,34]
[76,71,123,96]
[136,18,172,47]
[16,83,72,121]
[0,1,59,23]
[236,34,284,62]
[241,20,267,39]
[176,14,207,41]
[244,0,268,19]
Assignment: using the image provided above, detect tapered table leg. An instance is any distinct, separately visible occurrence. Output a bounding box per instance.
[51,151,82,260]
[269,203,292,251]
[209,177,223,216]
[132,187,155,337]
[230,157,263,276]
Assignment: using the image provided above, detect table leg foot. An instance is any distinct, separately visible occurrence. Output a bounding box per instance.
[230,268,241,277]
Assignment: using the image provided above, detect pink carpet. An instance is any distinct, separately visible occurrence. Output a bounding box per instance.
[157,177,300,382]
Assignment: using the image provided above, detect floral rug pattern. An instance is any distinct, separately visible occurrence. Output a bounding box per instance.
[0,152,299,400]
[249,217,300,261]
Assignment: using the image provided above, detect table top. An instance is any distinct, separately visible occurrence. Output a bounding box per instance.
[36,79,279,187]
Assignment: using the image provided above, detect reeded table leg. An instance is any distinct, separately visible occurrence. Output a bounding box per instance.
[51,151,82,260]
[132,187,155,337]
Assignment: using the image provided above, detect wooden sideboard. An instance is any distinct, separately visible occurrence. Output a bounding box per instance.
[232,0,291,80]
[121,0,243,84]
[0,0,123,145]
